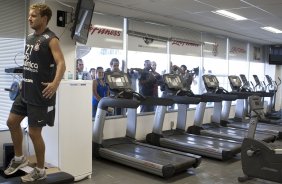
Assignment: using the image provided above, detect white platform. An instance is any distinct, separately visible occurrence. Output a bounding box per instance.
[42,80,93,181]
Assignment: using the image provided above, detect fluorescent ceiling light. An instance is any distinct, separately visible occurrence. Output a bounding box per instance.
[144,21,167,27]
[212,10,247,21]
[94,25,122,31]
[261,26,282,33]
[203,50,213,53]
[150,44,167,48]
[204,41,217,45]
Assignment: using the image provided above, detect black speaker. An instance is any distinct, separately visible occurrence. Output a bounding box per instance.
[57,10,66,27]
[3,143,14,168]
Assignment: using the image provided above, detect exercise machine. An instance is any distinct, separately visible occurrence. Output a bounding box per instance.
[188,74,275,143]
[93,71,201,178]
[222,75,282,138]
[238,95,282,183]
[241,74,282,125]
[146,73,241,160]
[264,75,281,119]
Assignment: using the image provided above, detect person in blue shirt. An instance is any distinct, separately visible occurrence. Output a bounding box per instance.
[92,67,109,118]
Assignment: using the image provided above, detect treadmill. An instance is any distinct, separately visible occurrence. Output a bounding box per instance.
[264,75,282,119]
[146,74,241,160]
[221,75,282,139]
[187,74,275,143]
[241,74,282,125]
[93,71,201,178]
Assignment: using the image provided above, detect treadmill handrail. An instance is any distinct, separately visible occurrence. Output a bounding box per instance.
[98,97,139,109]
[140,96,175,106]
[168,96,201,104]
[196,94,222,102]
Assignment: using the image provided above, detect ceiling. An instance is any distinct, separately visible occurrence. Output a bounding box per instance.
[61,0,282,44]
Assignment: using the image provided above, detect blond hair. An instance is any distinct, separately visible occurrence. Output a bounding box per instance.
[30,3,52,24]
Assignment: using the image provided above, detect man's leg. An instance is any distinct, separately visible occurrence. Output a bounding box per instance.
[21,126,47,182]
[28,126,45,168]
[4,112,28,175]
[6,112,25,157]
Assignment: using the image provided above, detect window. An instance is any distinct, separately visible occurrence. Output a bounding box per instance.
[0,0,26,125]
[202,34,228,93]
[228,39,248,91]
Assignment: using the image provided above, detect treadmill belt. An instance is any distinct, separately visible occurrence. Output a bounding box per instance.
[105,143,196,165]
[167,134,241,151]
[229,120,282,132]
[204,127,274,142]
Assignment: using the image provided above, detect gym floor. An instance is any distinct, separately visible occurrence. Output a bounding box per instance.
[77,155,279,184]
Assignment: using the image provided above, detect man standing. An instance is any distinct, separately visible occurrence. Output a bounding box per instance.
[4,3,66,182]
[151,61,162,98]
[139,60,156,112]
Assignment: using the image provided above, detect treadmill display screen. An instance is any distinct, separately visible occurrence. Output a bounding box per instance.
[265,75,272,85]
[169,77,180,87]
[105,72,132,90]
[203,75,218,88]
[111,77,124,87]
[253,75,260,85]
[240,74,248,84]
[230,77,241,87]
[164,75,182,89]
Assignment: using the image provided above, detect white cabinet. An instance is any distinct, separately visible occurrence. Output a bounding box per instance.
[42,80,92,181]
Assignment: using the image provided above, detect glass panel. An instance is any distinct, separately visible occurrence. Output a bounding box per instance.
[128,35,168,113]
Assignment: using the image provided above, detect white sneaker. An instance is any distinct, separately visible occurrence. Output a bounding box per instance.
[4,157,29,175]
[21,167,47,182]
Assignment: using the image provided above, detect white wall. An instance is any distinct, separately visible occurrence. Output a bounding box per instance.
[46,1,77,78]
[28,1,77,78]
[103,106,235,141]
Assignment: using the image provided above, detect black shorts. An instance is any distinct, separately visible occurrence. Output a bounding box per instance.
[10,94,55,127]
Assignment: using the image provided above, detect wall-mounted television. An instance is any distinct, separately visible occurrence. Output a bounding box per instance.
[71,0,95,44]
[269,45,282,65]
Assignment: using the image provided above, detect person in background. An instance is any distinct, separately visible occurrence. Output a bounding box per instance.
[128,68,141,92]
[151,61,162,98]
[76,58,91,80]
[110,58,121,72]
[139,60,157,112]
[92,67,109,118]
[108,58,124,115]
[180,64,194,90]
[4,3,66,182]
[89,68,96,80]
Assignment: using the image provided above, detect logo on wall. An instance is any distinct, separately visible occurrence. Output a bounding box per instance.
[143,37,154,45]
[89,24,122,36]
[171,39,200,47]
[230,47,246,54]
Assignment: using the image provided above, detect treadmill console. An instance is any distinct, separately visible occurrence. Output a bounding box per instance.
[104,72,131,90]
[202,75,219,92]
[265,75,272,85]
[253,75,260,85]
[239,74,249,86]
[163,74,183,90]
[228,75,242,91]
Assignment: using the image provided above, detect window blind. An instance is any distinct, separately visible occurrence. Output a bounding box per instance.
[0,0,26,125]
